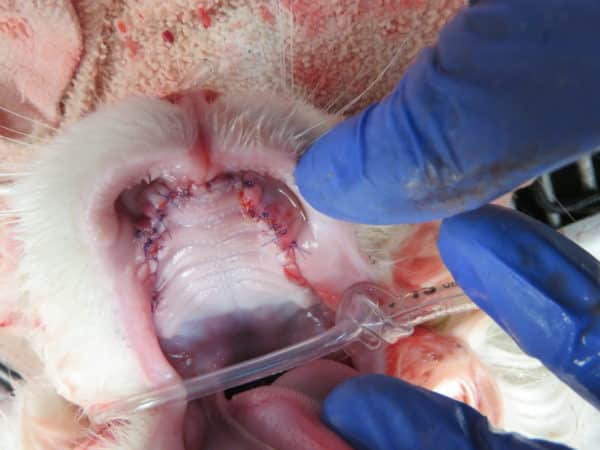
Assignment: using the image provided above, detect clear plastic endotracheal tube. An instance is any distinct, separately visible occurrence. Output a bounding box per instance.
[337,281,478,348]
[91,281,475,422]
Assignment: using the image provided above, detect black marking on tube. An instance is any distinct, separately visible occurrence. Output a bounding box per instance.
[224,372,284,399]
[0,361,22,380]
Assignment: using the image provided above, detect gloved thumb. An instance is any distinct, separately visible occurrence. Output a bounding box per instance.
[295,0,600,224]
[322,375,571,450]
[438,205,600,409]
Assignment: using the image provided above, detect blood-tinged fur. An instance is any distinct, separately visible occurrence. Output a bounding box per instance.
[386,327,503,426]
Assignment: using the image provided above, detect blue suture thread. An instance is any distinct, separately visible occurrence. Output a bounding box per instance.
[143,238,153,257]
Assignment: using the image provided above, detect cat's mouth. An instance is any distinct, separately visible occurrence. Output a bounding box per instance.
[117,166,341,379]
[95,90,373,381]
[109,166,364,449]
[12,90,374,448]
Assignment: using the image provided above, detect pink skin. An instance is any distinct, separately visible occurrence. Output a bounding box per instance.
[385,327,503,426]
[0,0,81,130]
[0,0,466,141]
[392,222,448,291]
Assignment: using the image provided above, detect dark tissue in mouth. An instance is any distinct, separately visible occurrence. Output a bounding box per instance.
[160,303,336,379]
[224,372,285,399]
[223,350,355,400]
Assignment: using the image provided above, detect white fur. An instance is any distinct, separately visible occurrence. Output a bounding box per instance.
[448,313,600,448]
[1,93,332,449]
[11,98,197,404]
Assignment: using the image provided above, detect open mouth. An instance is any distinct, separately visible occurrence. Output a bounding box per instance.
[96,90,374,381]
[9,87,580,450]
[119,167,339,378]
[12,90,379,448]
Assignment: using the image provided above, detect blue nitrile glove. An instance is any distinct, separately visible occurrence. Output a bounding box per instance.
[323,205,600,450]
[323,375,570,450]
[295,0,600,224]
[439,205,600,410]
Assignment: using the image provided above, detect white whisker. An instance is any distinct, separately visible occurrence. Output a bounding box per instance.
[278,102,300,140]
[279,3,289,94]
[292,121,328,142]
[301,62,334,109]
[0,207,18,215]
[0,172,32,178]
[0,210,26,216]
[0,105,57,131]
[0,124,43,139]
[554,198,577,224]
[0,135,43,149]
[334,1,431,118]
[320,29,387,113]
[0,219,20,226]
[0,185,15,196]
[321,61,376,115]
[374,259,397,270]
[335,44,404,117]
[290,9,295,95]
[292,109,339,142]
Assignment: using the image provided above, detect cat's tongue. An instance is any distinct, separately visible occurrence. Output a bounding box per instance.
[201,360,358,450]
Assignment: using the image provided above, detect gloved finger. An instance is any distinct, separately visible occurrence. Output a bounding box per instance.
[438,205,600,409]
[295,0,600,224]
[322,374,571,450]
